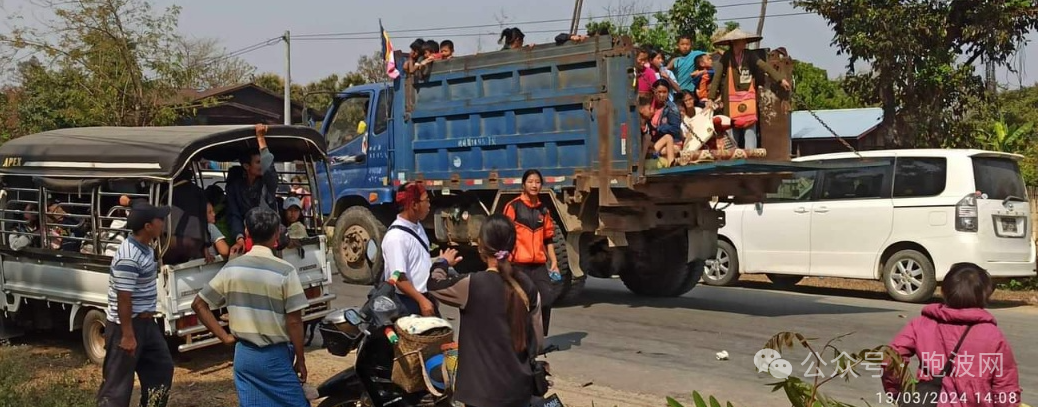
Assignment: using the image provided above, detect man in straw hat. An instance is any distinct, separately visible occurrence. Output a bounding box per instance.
[706,28,791,150]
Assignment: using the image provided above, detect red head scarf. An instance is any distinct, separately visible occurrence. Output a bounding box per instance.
[395,182,427,210]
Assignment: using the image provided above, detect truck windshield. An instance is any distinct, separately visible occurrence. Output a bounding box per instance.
[325,94,371,151]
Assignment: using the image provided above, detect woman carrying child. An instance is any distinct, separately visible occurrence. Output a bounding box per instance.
[881,264,1020,406]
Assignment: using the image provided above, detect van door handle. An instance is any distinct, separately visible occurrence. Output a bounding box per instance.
[814,206,829,213]
[793,207,808,214]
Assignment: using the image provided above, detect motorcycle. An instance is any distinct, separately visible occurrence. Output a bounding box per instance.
[315,240,453,407]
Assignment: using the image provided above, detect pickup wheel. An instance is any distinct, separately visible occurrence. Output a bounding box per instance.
[620,229,699,297]
[333,206,387,285]
[82,309,107,365]
[704,240,740,286]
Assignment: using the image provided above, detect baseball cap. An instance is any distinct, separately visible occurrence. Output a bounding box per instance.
[126,203,171,232]
[283,197,303,211]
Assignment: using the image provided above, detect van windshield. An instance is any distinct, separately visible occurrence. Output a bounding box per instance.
[972,157,1026,200]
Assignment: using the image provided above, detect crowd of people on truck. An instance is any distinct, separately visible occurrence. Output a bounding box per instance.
[0,26,1015,407]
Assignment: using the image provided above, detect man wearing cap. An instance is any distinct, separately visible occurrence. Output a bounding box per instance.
[706,28,791,150]
[381,182,461,316]
[97,203,175,407]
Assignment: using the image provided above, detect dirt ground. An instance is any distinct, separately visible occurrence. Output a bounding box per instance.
[0,335,661,407]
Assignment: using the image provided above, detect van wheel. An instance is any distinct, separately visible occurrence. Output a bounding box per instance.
[883,250,936,303]
[82,309,107,365]
[767,274,804,289]
[333,207,387,285]
[704,240,740,286]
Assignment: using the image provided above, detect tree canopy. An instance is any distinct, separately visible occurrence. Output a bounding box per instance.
[794,0,1038,148]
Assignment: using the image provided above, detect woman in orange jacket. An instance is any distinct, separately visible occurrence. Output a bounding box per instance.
[502,169,560,334]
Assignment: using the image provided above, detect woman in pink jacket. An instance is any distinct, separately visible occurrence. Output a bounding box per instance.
[882,264,1021,407]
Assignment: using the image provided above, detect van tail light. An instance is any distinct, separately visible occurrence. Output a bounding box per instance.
[955,192,979,232]
[176,315,199,331]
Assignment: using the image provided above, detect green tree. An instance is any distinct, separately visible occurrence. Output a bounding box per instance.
[791,61,864,110]
[794,0,1038,148]
[586,0,720,53]
[0,0,189,130]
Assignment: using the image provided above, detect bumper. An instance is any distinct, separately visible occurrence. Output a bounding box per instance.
[176,293,337,353]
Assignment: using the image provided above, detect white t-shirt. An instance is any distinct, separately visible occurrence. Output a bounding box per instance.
[381,216,432,293]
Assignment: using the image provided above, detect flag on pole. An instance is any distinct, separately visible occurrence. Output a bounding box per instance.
[380,19,400,80]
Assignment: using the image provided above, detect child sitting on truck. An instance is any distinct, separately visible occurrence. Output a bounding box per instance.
[439,40,454,60]
[639,90,681,168]
[404,38,426,74]
[691,53,714,107]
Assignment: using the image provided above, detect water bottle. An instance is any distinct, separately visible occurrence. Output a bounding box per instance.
[549,269,562,282]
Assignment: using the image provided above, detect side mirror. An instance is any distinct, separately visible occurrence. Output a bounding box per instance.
[356,120,368,135]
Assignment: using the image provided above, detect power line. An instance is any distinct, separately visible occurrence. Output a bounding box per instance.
[292,0,795,39]
[292,11,813,42]
[199,36,282,67]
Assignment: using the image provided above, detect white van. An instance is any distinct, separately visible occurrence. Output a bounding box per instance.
[708,149,1036,303]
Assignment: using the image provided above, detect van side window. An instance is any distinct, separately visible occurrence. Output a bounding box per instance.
[325,94,372,151]
[893,157,947,198]
[766,171,816,202]
[819,163,891,200]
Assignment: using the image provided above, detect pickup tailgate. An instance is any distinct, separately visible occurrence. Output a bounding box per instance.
[162,236,334,320]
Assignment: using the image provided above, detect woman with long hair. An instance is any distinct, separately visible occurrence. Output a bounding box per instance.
[429,214,545,407]
[502,169,560,335]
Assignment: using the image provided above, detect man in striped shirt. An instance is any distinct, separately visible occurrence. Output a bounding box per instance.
[97,203,174,407]
[192,206,310,406]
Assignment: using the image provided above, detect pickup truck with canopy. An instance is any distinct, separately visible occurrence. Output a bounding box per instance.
[0,125,336,364]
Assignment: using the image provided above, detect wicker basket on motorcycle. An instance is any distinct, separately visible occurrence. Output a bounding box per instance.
[391,326,454,393]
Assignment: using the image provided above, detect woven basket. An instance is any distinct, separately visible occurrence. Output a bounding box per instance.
[391,326,454,393]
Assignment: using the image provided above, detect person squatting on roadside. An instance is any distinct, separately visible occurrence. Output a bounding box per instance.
[881,263,1020,407]
[502,169,561,335]
[429,214,545,407]
[191,207,311,407]
[96,203,175,407]
[381,181,462,316]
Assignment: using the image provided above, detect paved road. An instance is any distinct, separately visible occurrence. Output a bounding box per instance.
[329,278,1037,406]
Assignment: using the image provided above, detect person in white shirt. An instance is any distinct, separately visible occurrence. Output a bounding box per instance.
[380,182,461,316]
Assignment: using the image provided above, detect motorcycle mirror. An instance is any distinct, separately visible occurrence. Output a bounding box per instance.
[366,239,378,264]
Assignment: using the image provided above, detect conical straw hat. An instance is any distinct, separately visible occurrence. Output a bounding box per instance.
[712,28,763,46]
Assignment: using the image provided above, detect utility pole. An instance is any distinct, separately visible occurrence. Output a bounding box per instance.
[283,30,292,126]
[753,0,768,49]
[569,0,584,36]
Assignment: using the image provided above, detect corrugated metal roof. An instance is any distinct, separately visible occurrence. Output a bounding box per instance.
[790,107,883,140]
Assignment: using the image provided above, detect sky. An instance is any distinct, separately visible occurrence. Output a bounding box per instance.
[3,0,1037,88]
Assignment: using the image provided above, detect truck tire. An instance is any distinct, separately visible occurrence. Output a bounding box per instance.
[549,222,584,306]
[882,249,936,303]
[82,309,107,365]
[703,240,740,286]
[766,274,804,289]
[333,206,387,285]
[619,230,699,297]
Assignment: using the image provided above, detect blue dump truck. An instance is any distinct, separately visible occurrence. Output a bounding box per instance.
[315,35,807,302]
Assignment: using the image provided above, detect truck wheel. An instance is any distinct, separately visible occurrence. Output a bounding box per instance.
[619,230,698,297]
[882,250,936,303]
[549,222,585,305]
[82,309,107,365]
[704,240,740,286]
[333,206,387,285]
[766,274,804,289]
